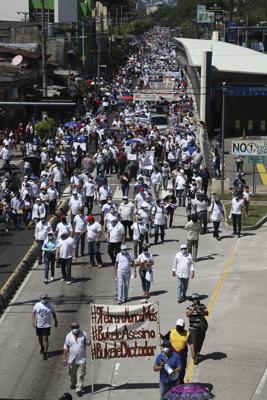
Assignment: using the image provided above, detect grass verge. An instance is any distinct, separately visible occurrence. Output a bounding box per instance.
[224,204,267,226]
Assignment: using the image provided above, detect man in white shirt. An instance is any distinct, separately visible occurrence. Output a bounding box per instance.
[107,218,125,266]
[56,233,76,284]
[73,208,87,259]
[136,244,154,298]
[86,215,102,267]
[32,292,58,360]
[172,244,194,303]
[63,322,87,397]
[32,198,46,225]
[35,218,53,264]
[0,145,11,165]
[56,215,73,238]
[114,244,136,304]
[175,170,187,207]
[151,200,167,244]
[51,162,64,195]
[83,178,95,214]
[98,183,112,207]
[231,192,244,237]
[69,190,83,224]
[131,215,147,259]
[118,196,134,240]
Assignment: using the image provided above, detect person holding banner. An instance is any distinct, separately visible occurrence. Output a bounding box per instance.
[153,339,182,399]
[114,244,136,304]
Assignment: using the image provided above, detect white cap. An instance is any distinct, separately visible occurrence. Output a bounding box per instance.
[176,318,185,327]
[180,244,187,249]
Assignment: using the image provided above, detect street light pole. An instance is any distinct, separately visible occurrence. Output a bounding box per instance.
[221,82,226,194]
[41,0,47,97]
[81,22,85,75]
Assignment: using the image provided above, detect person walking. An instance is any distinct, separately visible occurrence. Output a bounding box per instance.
[172,244,194,303]
[32,292,58,360]
[153,339,182,399]
[152,200,167,245]
[113,244,136,304]
[118,196,134,240]
[186,293,209,365]
[86,215,103,267]
[230,192,244,237]
[56,233,76,284]
[209,196,225,240]
[136,244,154,298]
[73,208,87,259]
[161,319,194,384]
[107,218,125,267]
[131,215,147,259]
[35,217,53,265]
[185,214,201,261]
[63,322,88,397]
[42,232,57,283]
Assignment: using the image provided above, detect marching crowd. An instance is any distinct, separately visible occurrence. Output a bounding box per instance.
[0,26,248,399]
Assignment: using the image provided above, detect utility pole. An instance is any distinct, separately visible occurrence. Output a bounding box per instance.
[41,0,47,97]
[81,22,85,75]
[221,82,226,194]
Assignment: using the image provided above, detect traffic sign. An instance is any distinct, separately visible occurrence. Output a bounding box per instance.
[248,155,265,164]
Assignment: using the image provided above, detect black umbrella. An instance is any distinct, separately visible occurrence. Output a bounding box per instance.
[0,163,20,172]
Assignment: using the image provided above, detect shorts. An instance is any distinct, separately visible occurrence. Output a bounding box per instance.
[36,327,51,337]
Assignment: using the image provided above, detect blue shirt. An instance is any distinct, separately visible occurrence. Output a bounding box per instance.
[155,351,182,384]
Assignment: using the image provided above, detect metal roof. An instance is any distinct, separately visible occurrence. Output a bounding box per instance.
[174,38,267,75]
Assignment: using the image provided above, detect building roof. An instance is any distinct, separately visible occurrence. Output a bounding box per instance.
[174,38,267,75]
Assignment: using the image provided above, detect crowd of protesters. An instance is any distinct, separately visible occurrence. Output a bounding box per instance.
[0,26,248,399]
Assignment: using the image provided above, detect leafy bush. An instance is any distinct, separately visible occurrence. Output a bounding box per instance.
[35,117,56,139]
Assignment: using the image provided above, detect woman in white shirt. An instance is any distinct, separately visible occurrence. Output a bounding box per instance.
[209,196,225,240]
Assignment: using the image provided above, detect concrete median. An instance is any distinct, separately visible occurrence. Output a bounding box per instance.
[0,199,69,313]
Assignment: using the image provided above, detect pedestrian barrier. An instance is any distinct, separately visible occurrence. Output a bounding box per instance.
[0,199,69,313]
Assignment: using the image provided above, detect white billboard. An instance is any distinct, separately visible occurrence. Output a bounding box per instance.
[232,140,267,156]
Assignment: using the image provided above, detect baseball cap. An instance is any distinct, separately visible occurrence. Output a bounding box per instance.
[180,244,187,249]
[72,189,77,194]
[176,318,185,327]
[70,322,80,329]
[121,244,128,251]
[40,292,48,299]
[191,293,200,300]
[140,187,145,192]
[87,215,94,222]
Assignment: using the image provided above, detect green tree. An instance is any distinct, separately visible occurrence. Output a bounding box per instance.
[35,117,56,139]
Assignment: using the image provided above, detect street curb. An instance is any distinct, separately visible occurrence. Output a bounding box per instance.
[0,199,69,313]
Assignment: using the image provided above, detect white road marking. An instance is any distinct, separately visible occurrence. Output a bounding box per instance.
[255,368,267,395]
[114,362,120,375]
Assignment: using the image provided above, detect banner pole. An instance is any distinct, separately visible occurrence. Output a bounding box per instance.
[90,304,95,394]
[156,301,161,351]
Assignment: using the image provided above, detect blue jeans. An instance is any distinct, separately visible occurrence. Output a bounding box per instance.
[88,241,102,265]
[74,232,85,258]
[177,277,189,301]
[159,381,177,399]
[139,268,151,293]
[44,253,55,280]
[37,240,44,264]
[162,176,169,190]
[117,271,131,302]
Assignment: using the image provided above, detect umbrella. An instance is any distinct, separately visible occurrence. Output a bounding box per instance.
[64,121,78,128]
[126,138,144,145]
[163,384,214,400]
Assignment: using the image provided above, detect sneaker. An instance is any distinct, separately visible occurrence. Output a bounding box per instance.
[50,277,54,282]
[70,384,76,390]
[97,264,103,268]
[44,279,48,284]
[118,301,122,305]
[67,281,72,285]
[77,391,83,397]
[60,278,65,282]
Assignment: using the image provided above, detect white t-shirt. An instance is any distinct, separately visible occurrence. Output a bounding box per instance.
[232,198,244,215]
[131,222,147,240]
[135,193,146,209]
[116,251,133,272]
[152,206,166,225]
[87,221,102,242]
[118,202,134,221]
[108,222,125,243]
[57,237,75,258]
[84,182,95,196]
[99,186,111,201]
[33,301,54,328]
[69,196,83,215]
[151,172,162,185]
[56,222,73,237]
[211,202,224,222]
[74,214,87,233]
